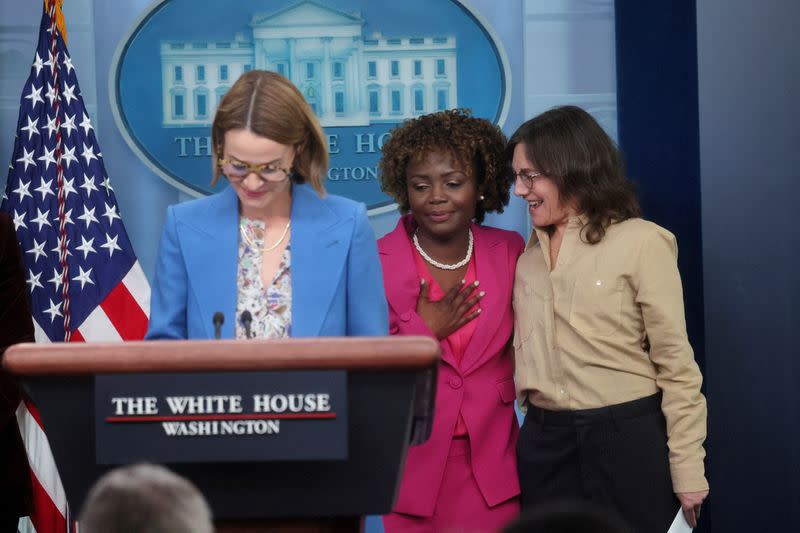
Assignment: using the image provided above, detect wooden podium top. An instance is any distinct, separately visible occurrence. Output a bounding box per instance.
[3,336,439,376]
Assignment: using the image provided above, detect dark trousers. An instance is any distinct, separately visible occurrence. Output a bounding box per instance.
[516,393,680,533]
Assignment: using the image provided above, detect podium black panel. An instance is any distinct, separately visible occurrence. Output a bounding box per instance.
[23,370,422,518]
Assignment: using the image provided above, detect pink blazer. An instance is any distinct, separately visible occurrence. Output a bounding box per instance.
[378,215,524,517]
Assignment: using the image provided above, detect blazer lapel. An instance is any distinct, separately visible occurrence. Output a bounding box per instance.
[181,187,239,339]
[380,217,417,314]
[291,184,350,337]
[380,216,459,368]
[460,224,508,374]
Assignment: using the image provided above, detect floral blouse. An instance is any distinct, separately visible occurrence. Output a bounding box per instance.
[235,217,292,339]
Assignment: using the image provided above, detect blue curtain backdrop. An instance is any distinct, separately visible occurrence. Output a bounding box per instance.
[614,3,708,529]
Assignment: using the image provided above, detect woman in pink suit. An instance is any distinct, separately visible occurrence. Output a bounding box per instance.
[378,109,524,532]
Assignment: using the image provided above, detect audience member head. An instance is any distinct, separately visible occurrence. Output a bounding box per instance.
[79,463,213,533]
[502,501,632,533]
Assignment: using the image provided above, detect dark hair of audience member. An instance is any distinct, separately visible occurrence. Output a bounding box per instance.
[502,501,632,533]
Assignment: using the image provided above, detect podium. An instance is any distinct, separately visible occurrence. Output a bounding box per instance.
[3,336,439,532]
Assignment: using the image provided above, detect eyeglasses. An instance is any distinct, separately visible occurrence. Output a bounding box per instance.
[511,169,545,189]
[218,158,291,183]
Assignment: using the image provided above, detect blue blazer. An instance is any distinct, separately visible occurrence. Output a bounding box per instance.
[146,184,388,339]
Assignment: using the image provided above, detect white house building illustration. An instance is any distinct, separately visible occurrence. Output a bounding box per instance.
[160,0,458,127]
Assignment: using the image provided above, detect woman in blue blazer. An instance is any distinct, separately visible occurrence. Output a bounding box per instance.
[146,71,388,340]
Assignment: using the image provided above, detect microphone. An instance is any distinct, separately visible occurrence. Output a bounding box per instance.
[212,312,224,340]
[240,311,253,339]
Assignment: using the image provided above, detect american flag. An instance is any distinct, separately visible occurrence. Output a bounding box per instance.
[1,2,150,531]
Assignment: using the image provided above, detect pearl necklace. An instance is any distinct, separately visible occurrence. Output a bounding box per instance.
[412,229,473,270]
[240,220,291,252]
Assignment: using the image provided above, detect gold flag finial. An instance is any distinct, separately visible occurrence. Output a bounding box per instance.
[43,0,68,46]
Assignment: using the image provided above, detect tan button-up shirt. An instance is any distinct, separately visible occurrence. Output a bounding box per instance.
[513,217,708,493]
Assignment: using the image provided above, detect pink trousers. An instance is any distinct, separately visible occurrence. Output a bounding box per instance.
[383,438,520,533]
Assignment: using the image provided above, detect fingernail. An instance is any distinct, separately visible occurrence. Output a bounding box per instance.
[461,279,466,284]
[420,278,426,285]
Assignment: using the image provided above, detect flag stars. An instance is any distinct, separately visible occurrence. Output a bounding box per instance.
[43,51,56,75]
[79,113,93,136]
[61,83,78,106]
[44,115,58,139]
[16,148,36,172]
[8,24,143,338]
[12,210,27,231]
[61,208,75,226]
[76,235,96,259]
[51,239,72,259]
[80,174,98,196]
[27,270,44,293]
[20,115,39,140]
[72,266,95,290]
[61,113,77,137]
[32,52,44,76]
[77,205,98,228]
[45,82,57,106]
[31,208,52,231]
[81,143,97,165]
[24,83,44,107]
[43,298,63,323]
[12,179,33,202]
[103,202,121,225]
[101,233,123,257]
[6,15,148,343]
[48,267,65,292]
[62,53,74,75]
[37,146,57,171]
[62,177,78,199]
[34,178,55,201]
[25,238,48,263]
[61,144,78,169]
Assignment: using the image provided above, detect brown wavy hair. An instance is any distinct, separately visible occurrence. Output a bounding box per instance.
[379,109,511,224]
[210,70,328,195]
[507,105,641,243]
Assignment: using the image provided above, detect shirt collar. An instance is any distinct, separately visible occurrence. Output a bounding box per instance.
[526,215,588,249]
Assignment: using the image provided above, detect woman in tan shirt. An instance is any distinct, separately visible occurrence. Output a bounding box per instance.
[509,106,708,532]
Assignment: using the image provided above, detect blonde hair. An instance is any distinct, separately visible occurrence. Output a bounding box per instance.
[211,70,328,195]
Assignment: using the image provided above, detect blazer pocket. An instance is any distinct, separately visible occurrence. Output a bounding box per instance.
[496,377,517,405]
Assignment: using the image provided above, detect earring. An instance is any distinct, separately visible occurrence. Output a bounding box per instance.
[479,195,485,201]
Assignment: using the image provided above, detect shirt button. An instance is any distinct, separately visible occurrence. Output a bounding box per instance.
[449,376,463,389]
[399,312,412,322]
